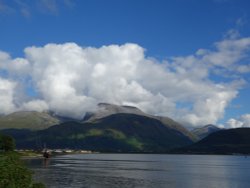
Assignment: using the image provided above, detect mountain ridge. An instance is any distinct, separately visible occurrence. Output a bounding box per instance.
[83,103,197,142]
[0,111,60,130]
[175,128,250,154]
[191,124,221,140]
[2,113,194,152]
[0,103,198,152]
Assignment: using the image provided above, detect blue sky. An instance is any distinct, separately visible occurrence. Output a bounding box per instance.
[1,0,249,57]
[0,0,250,128]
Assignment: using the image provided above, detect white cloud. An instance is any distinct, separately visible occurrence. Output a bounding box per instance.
[0,50,31,77]
[178,87,238,126]
[21,99,49,112]
[0,35,250,127]
[201,37,250,69]
[226,114,250,128]
[0,78,16,114]
[224,29,241,40]
[236,64,250,73]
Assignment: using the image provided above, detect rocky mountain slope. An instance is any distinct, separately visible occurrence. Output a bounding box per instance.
[191,124,221,140]
[0,111,60,130]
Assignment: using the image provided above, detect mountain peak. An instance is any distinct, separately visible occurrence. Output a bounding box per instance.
[97,103,142,112]
[204,124,219,129]
[192,124,221,140]
[82,103,196,142]
[0,111,60,130]
[84,103,146,122]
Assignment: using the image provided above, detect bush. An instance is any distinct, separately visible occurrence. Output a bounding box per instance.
[0,134,46,188]
[0,152,33,187]
[0,134,15,151]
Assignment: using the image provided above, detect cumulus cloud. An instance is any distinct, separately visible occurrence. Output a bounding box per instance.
[21,99,49,112]
[226,114,250,128]
[0,35,250,127]
[0,78,16,114]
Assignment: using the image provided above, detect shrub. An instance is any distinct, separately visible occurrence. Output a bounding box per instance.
[0,134,46,188]
[0,134,15,151]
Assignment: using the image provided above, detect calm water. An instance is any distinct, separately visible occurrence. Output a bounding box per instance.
[26,154,250,188]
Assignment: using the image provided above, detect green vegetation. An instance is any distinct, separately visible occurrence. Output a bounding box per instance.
[2,113,193,152]
[86,129,104,137]
[0,105,196,152]
[176,128,250,154]
[69,129,127,140]
[0,111,59,130]
[0,134,46,188]
[126,137,143,150]
[0,134,15,152]
[104,129,126,140]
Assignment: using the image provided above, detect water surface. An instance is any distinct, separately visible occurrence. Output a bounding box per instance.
[26,154,250,188]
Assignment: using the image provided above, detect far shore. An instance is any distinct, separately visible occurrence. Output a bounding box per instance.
[17,149,250,159]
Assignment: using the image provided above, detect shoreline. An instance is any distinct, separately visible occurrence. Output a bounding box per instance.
[18,151,250,159]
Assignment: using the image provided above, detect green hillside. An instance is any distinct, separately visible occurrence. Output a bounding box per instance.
[176,128,250,154]
[0,111,60,130]
[2,113,194,152]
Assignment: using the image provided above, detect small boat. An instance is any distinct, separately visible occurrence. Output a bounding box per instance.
[43,149,50,158]
[42,143,51,158]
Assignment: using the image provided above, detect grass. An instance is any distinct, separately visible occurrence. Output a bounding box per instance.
[126,137,143,150]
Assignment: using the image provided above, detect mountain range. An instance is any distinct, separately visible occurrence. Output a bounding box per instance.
[0,103,196,152]
[1,103,249,154]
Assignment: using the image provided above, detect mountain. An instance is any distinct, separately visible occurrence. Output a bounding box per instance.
[0,103,196,141]
[83,103,197,142]
[191,124,221,140]
[83,103,147,121]
[0,111,60,130]
[2,113,194,152]
[176,128,250,154]
[0,103,198,152]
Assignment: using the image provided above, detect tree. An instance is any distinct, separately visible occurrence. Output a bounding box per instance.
[0,134,15,151]
[0,135,46,187]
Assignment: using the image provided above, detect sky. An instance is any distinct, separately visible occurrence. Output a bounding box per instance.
[0,0,250,128]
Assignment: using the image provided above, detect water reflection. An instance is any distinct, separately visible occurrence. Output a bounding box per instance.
[42,158,50,168]
[26,154,250,188]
